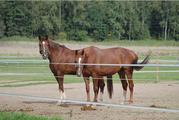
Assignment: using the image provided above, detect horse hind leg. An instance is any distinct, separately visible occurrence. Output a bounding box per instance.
[107,75,113,99]
[118,70,128,104]
[98,78,105,102]
[84,76,90,102]
[92,76,101,102]
[125,69,134,104]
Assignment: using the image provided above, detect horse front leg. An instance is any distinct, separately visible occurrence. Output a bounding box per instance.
[83,76,90,101]
[56,74,66,104]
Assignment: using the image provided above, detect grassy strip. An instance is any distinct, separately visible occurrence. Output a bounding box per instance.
[0,71,178,87]
[0,112,63,120]
[0,81,55,87]
[0,67,178,84]
[0,56,179,86]
[72,39,179,46]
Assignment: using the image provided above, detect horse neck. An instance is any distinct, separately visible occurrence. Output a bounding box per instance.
[47,41,75,62]
[47,40,61,61]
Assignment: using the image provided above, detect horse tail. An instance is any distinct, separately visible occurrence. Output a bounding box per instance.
[133,52,151,71]
[107,76,113,99]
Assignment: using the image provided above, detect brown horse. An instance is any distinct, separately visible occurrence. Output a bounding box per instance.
[38,36,107,102]
[76,46,150,103]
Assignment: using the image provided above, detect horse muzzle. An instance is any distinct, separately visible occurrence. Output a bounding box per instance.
[42,54,48,59]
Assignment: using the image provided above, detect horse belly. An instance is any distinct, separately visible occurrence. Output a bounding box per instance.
[50,64,76,75]
[61,65,76,74]
[93,66,120,76]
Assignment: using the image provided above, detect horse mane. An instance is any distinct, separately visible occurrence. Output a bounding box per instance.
[48,39,68,50]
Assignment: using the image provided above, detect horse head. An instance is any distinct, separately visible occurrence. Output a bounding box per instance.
[75,49,85,77]
[38,35,50,59]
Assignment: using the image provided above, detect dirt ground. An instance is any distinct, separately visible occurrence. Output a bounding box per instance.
[0,81,179,120]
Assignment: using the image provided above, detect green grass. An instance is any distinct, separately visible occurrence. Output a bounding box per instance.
[0,37,179,87]
[0,112,63,120]
[80,39,179,46]
[0,56,179,87]
[0,82,55,87]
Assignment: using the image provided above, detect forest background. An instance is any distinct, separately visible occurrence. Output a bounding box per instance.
[0,1,178,41]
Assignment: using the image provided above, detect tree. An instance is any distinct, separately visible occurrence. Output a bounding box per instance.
[31,1,60,37]
[0,1,6,38]
[0,1,178,41]
[0,1,33,37]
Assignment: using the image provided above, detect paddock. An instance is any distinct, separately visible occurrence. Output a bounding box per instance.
[0,43,179,120]
[0,82,179,120]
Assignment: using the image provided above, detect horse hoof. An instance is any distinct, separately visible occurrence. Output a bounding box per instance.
[120,101,126,105]
[56,100,62,106]
[99,98,103,102]
[120,102,124,105]
[120,100,127,105]
[128,100,133,104]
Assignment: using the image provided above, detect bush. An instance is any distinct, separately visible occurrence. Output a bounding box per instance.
[68,30,88,41]
[58,32,67,40]
[174,34,179,41]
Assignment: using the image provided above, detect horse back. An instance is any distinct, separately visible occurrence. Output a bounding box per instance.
[84,46,138,64]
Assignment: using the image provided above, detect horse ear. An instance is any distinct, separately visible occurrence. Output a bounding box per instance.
[45,35,48,40]
[38,36,42,40]
[75,50,78,55]
[78,49,84,55]
[81,49,84,55]
[76,49,85,56]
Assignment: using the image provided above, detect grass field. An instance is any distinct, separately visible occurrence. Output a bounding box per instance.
[0,38,179,120]
[0,37,179,87]
[0,56,178,87]
[0,112,62,120]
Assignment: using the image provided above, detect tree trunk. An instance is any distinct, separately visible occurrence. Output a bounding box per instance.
[59,0,61,30]
[129,21,131,41]
[164,20,167,40]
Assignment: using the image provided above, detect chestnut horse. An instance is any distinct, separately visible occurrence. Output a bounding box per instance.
[76,46,150,103]
[38,36,107,102]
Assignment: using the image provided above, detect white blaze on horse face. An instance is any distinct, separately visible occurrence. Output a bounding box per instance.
[42,41,45,45]
[42,41,46,54]
[77,57,82,76]
[78,57,82,63]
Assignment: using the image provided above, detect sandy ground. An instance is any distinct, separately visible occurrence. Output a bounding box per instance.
[0,82,179,120]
